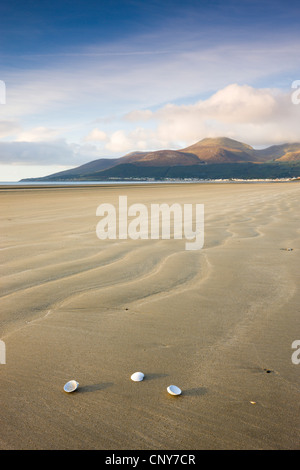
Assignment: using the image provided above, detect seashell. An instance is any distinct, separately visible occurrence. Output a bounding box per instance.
[63,380,79,393]
[167,385,182,396]
[131,372,144,382]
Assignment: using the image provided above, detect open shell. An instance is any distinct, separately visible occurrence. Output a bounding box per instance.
[131,372,144,382]
[167,385,182,396]
[63,380,79,393]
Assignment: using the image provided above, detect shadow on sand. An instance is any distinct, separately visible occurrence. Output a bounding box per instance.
[77,382,114,393]
[144,373,169,381]
[182,387,207,397]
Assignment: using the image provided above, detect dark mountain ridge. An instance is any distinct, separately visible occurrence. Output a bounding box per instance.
[20,137,300,181]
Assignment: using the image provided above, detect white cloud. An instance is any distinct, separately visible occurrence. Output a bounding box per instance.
[124,109,153,121]
[16,126,61,142]
[0,120,21,138]
[197,84,278,123]
[105,130,132,153]
[103,127,167,154]
[85,128,107,142]
[115,84,300,149]
[70,84,300,156]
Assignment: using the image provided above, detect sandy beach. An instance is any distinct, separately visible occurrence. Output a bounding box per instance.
[0,182,299,450]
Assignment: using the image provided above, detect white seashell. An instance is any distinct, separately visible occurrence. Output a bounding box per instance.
[131,372,144,382]
[167,385,182,396]
[63,380,79,393]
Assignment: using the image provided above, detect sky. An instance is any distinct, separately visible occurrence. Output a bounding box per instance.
[0,0,300,180]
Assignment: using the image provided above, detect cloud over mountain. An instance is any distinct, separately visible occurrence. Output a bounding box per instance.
[85,84,300,155]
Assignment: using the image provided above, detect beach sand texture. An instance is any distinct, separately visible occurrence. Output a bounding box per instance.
[0,182,299,449]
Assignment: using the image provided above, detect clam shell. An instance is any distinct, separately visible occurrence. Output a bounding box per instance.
[167,385,182,396]
[131,372,144,382]
[63,380,79,393]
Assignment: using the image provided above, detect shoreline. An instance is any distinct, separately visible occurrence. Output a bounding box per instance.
[0,178,299,191]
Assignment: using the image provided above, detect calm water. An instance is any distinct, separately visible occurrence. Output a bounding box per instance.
[0,179,292,186]
[0,180,206,186]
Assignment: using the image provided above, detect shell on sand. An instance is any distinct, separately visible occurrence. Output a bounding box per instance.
[167,385,182,396]
[63,380,79,393]
[131,372,144,382]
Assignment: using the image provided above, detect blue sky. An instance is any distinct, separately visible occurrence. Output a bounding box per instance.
[0,0,300,180]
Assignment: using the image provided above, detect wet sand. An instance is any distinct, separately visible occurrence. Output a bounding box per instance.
[0,182,299,449]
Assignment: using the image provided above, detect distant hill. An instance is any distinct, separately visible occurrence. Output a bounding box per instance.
[181,137,258,163]
[21,137,300,181]
[255,143,300,162]
[123,150,201,166]
[274,151,300,162]
[78,161,299,180]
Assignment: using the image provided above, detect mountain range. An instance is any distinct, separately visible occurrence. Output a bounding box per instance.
[21,137,300,181]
